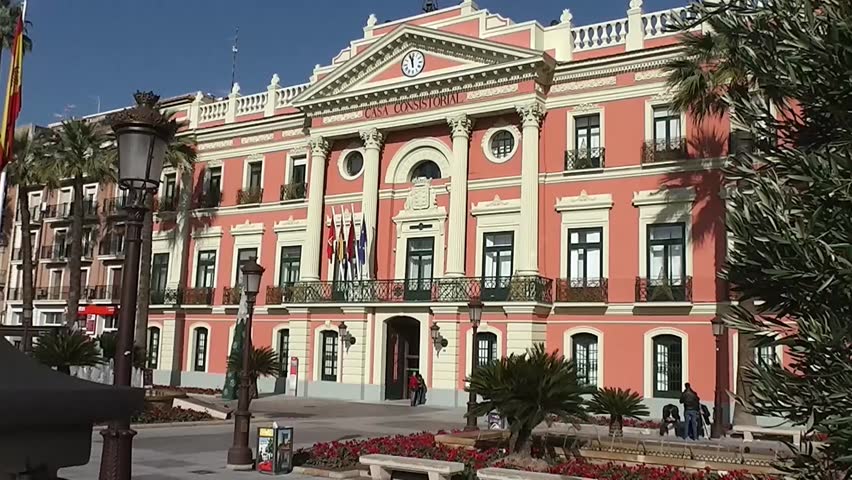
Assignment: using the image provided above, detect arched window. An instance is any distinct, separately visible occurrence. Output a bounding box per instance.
[572,333,598,387]
[320,331,338,382]
[653,334,682,398]
[147,326,161,369]
[410,160,441,180]
[192,327,208,372]
[476,332,498,368]
[277,329,290,376]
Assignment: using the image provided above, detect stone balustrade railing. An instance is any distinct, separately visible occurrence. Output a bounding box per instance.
[235,91,268,116]
[642,6,691,39]
[277,83,309,108]
[190,78,310,127]
[572,18,629,51]
[198,100,228,124]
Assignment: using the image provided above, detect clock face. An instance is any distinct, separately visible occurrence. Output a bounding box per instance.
[401,50,425,78]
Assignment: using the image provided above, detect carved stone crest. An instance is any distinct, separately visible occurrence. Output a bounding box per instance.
[405,178,436,211]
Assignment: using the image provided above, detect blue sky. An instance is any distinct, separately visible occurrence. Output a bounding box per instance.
[18,0,685,125]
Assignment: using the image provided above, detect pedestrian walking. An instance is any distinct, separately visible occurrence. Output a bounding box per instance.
[408,372,421,406]
[680,383,701,440]
[415,372,427,405]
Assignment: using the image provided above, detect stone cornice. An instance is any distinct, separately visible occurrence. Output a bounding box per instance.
[555,191,614,212]
[470,195,521,216]
[632,186,697,207]
[230,221,265,236]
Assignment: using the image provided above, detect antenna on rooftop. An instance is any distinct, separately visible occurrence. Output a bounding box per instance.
[230,27,239,91]
[423,0,438,12]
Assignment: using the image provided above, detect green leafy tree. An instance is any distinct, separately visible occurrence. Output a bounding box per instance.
[227,345,279,399]
[134,114,197,355]
[466,343,586,456]
[5,128,59,351]
[668,0,852,477]
[33,329,102,374]
[54,119,115,327]
[586,387,649,437]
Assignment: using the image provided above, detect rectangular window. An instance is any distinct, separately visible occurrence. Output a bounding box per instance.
[43,312,63,326]
[755,345,778,367]
[203,167,222,206]
[193,328,208,372]
[574,114,601,168]
[103,315,118,331]
[482,232,513,300]
[109,267,123,293]
[151,253,169,294]
[163,173,177,200]
[653,106,681,146]
[277,329,290,375]
[147,327,160,369]
[568,228,602,285]
[321,331,338,381]
[405,237,434,301]
[49,269,63,288]
[291,158,307,185]
[247,162,263,190]
[11,312,22,325]
[278,246,301,287]
[648,224,685,283]
[476,332,498,368]
[196,250,217,288]
[234,248,258,286]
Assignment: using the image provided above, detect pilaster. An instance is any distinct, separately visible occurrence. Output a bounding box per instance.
[626,0,645,51]
[445,115,474,278]
[506,322,547,356]
[431,320,460,392]
[265,74,280,117]
[515,103,545,276]
[225,83,240,124]
[189,92,203,129]
[359,128,384,279]
[301,137,331,282]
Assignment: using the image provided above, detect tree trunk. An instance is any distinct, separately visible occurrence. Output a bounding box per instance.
[64,176,84,328]
[18,191,34,352]
[134,206,154,355]
[733,330,757,426]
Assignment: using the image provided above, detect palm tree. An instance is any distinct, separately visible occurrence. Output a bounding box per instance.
[586,387,650,437]
[466,343,586,457]
[664,9,758,427]
[33,329,102,374]
[134,114,196,354]
[54,119,115,327]
[227,346,279,399]
[0,0,32,53]
[5,128,59,351]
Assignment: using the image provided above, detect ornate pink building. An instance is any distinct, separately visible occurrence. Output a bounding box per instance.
[4,0,763,412]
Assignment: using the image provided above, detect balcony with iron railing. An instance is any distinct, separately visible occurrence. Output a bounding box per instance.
[280,182,306,201]
[555,278,609,303]
[264,276,553,305]
[19,206,43,224]
[150,288,182,305]
[564,148,605,171]
[98,237,126,257]
[85,285,122,302]
[102,197,127,217]
[237,187,263,205]
[156,196,178,213]
[641,138,689,164]
[196,191,221,209]
[635,276,693,303]
[43,200,98,221]
[34,286,69,301]
[40,244,69,262]
[223,286,242,304]
[183,287,215,305]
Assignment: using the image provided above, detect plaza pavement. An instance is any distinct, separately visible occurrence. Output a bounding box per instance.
[61,396,469,480]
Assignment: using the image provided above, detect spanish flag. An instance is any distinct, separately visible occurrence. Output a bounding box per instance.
[0,14,24,171]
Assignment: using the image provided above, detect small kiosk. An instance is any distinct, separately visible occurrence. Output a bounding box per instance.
[257,425,295,475]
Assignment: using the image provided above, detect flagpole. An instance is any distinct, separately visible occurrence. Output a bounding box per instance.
[350,203,359,281]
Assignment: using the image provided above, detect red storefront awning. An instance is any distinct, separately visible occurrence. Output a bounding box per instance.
[77,305,117,317]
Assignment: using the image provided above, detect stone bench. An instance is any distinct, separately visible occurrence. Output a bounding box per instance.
[360,454,465,480]
[478,468,592,480]
[732,425,802,445]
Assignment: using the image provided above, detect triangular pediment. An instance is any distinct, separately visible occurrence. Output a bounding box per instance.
[292,24,547,107]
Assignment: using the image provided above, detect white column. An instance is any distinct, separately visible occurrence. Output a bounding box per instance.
[301,137,331,282]
[359,128,384,279]
[189,91,203,129]
[515,103,545,276]
[626,0,644,51]
[445,115,474,278]
[225,82,240,124]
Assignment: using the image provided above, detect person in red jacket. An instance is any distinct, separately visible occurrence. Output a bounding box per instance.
[408,372,421,406]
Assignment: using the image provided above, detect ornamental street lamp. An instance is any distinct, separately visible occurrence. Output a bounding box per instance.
[101,91,175,480]
[227,259,265,469]
[465,297,483,431]
[430,323,448,353]
[711,316,727,439]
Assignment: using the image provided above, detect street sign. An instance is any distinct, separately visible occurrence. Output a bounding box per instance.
[287,357,299,396]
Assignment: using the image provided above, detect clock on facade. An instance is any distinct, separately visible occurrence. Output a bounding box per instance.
[401,50,425,78]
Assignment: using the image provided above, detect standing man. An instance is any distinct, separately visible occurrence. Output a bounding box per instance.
[680,383,701,440]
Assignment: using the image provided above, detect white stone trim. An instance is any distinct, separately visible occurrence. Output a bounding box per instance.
[242,153,265,191]
[633,187,695,278]
[146,322,164,369]
[338,148,366,181]
[555,191,613,281]
[391,206,447,280]
[464,322,504,378]
[566,104,605,161]
[186,322,213,373]
[481,124,521,164]
[471,195,521,217]
[313,324,343,382]
[273,217,308,286]
[286,151,309,185]
[471,198,521,277]
[371,312,431,395]
[385,138,454,184]
[644,97,687,142]
[643,327,689,399]
[229,223,264,288]
[191,232,223,289]
[563,326,605,388]
[271,323,291,360]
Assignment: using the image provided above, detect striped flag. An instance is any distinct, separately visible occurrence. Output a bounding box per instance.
[357,216,367,277]
[0,13,25,171]
[336,215,346,278]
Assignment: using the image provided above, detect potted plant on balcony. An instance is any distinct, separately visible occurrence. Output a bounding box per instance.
[586,387,649,437]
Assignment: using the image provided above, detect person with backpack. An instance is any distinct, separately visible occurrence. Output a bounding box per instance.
[680,383,701,440]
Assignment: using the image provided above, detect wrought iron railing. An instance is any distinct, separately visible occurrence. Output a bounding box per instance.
[34,286,69,301]
[264,276,554,305]
[280,182,306,201]
[555,278,608,303]
[196,191,221,209]
[641,138,688,164]
[237,187,263,205]
[40,244,69,261]
[564,147,605,171]
[102,197,127,217]
[635,276,693,302]
[98,237,125,257]
[150,288,182,305]
[183,287,215,305]
[223,286,242,304]
[43,200,98,220]
[157,196,178,213]
[87,285,122,301]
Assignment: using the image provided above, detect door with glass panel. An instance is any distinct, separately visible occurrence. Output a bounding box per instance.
[481,232,513,301]
[150,253,169,304]
[647,224,686,301]
[404,238,434,301]
[574,114,601,168]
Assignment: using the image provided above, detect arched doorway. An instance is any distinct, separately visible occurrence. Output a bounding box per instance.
[384,317,420,400]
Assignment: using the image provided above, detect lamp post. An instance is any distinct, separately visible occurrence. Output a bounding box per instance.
[711,316,727,439]
[100,92,175,480]
[465,297,483,431]
[227,259,265,469]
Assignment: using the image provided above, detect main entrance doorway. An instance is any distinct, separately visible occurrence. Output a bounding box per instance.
[384,317,420,400]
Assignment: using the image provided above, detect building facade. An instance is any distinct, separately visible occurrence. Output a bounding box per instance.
[3,0,763,411]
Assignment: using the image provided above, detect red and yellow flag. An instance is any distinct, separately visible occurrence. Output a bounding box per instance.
[0,14,24,171]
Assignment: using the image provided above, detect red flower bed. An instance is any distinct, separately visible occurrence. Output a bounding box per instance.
[153,385,223,395]
[546,462,766,479]
[131,406,213,424]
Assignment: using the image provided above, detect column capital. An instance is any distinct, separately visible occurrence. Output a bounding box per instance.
[359,128,384,150]
[308,136,331,158]
[447,115,474,139]
[516,102,546,129]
